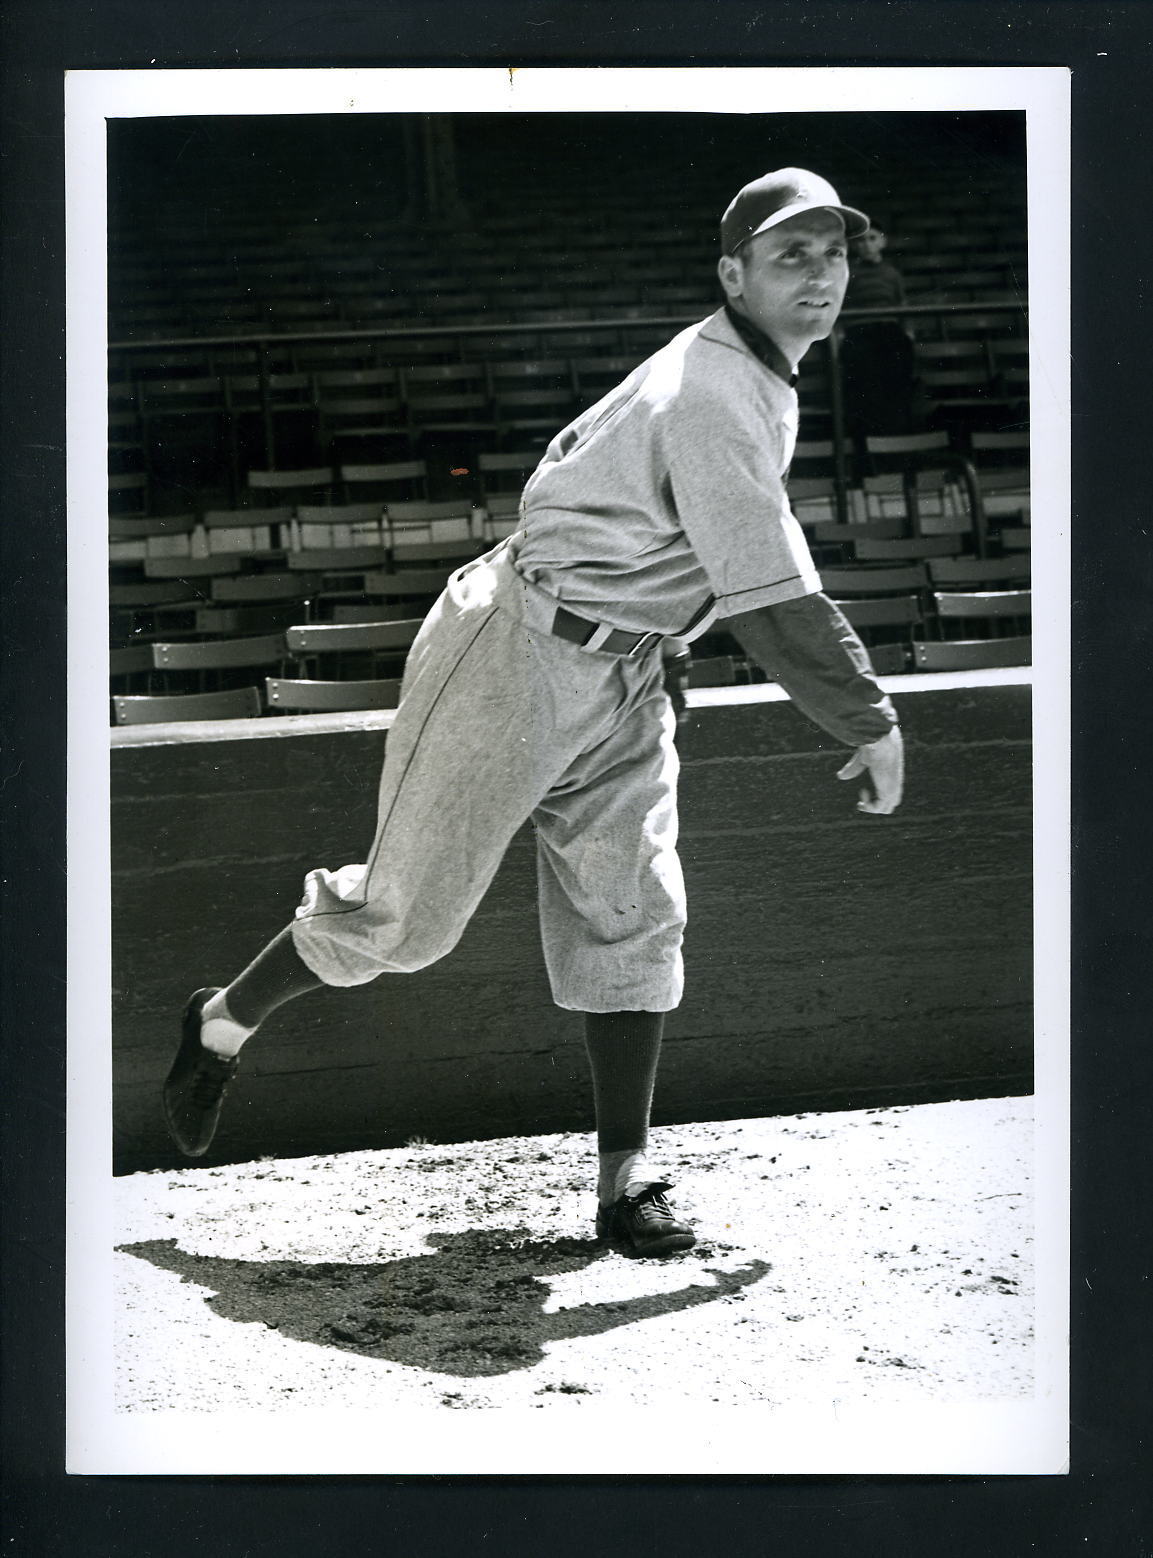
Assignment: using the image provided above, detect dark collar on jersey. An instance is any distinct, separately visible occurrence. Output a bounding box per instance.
[723,303,798,387]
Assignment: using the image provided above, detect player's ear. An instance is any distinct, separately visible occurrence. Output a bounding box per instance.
[717,252,743,301]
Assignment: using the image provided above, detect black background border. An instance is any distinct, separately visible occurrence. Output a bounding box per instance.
[3,3,1151,1552]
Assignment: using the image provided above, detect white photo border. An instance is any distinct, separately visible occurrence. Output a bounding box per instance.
[66,64,1070,1477]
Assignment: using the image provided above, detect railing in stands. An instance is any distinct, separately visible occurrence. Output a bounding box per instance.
[108,299,1026,535]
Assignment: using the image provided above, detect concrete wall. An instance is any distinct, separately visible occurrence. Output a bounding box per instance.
[111,678,1033,1172]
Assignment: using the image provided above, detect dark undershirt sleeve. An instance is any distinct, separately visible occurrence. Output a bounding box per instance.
[726,593,898,747]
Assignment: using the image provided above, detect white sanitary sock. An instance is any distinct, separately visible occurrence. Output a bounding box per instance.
[199,989,256,1058]
[598,1149,657,1207]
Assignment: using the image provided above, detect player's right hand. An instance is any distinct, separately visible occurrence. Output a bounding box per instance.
[836,725,904,815]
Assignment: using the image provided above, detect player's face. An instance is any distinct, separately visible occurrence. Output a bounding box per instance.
[719,210,849,360]
[854,226,886,263]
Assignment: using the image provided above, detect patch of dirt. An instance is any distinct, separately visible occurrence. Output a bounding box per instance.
[114,1098,1036,1414]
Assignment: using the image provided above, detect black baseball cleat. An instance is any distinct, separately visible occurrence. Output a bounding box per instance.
[596,1181,696,1257]
[162,987,238,1157]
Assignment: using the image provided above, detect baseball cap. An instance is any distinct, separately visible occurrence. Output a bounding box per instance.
[720,167,870,255]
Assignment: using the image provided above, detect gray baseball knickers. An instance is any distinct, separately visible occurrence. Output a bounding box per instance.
[290,543,687,1013]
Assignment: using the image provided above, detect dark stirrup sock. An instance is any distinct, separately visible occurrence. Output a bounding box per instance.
[221,925,327,1031]
[582,1011,665,1155]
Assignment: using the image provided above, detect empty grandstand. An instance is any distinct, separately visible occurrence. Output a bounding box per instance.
[107,110,1029,719]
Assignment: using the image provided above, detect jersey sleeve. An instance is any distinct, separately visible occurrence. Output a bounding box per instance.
[663,357,821,617]
[726,593,897,746]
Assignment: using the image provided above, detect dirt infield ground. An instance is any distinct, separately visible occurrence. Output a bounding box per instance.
[113,1096,1035,1422]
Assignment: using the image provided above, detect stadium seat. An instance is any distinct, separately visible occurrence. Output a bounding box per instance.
[969,431,1029,491]
[291,340,381,373]
[865,643,910,675]
[285,545,386,573]
[143,555,242,580]
[906,469,982,540]
[109,643,156,694]
[329,603,420,624]
[134,631,284,690]
[291,501,387,553]
[789,439,837,481]
[860,434,988,554]
[109,644,155,678]
[820,563,929,596]
[390,536,481,568]
[850,469,980,548]
[401,363,499,444]
[113,686,263,725]
[787,476,839,531]
[284,618,423,679]
[477,449,539,496]
[349,570,452,614]
[246,467,337,507]
[109,472,149,517]
[686,655,744,688]
[853,535,964,563]
[912,637,1031,671]
[209,572,319,605]
[834,594,923,629]
[928,589,1032,656]
[383,498,480,557]
[943,309,1024,341]
[832,594,922,669]
[864,430,953,474]
[570,354,640,406]
[928,555,1030,587]
[373,335,460,368]
[151,632,288,673]
[109,512,199,564]
[224,373,318,477]
[136,378,228,500]
[313,367,411,461]
[200,505,292,556]
[109,579,203,609]
[265,677,402,713]
[339,459,429,505]
[814,518,907,545]
[489,358,576,443]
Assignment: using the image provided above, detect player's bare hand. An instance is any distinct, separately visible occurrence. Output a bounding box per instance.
[836,726,904,815]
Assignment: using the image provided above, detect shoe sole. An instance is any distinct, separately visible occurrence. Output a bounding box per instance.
[622,1232,696,1257]
[597,1224,696,1258]
[162,987,224,1157]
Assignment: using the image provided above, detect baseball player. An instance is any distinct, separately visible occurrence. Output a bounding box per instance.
[163,168,904,1258]
[841,220,917,438]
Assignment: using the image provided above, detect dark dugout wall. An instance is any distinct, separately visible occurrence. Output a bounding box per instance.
[111,679,1032,1173]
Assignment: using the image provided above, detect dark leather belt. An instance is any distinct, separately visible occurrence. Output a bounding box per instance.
[551,604,663,657]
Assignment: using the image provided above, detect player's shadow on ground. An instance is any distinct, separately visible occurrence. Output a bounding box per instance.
[120,1229,771,1378]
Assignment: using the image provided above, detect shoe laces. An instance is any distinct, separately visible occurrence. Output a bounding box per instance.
[626,1183,676,1223]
